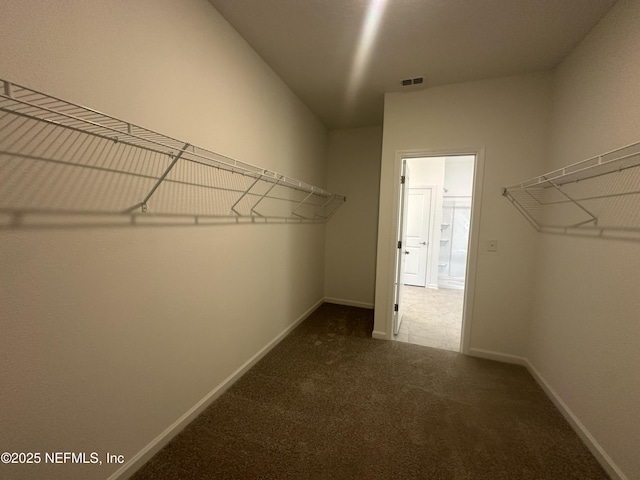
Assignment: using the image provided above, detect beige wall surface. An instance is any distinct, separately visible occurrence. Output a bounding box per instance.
[529,0,640,477]
[324,127,382,307]
[0,1,328,479]
[2,1,637,479]
[374,73,552,354]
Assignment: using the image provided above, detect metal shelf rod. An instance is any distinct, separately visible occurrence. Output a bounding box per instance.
[0,79,339,198]
[0,77,345,224]
[2,150,319,203]
[533,189,640,205]
[502,139,640,237]
[508,149,640,190]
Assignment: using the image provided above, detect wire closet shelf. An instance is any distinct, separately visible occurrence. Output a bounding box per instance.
[502,140,640,239]
[0,78,345,227]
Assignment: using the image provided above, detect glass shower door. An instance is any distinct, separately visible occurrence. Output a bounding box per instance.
[438,198,471,289]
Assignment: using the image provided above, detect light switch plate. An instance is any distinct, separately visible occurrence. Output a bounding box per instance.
[488,240,498,252]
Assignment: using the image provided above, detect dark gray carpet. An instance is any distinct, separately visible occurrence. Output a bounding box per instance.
[131,303,609,479]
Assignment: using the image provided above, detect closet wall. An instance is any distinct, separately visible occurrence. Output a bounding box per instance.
[324,127,382,307]
[528,0,640,477]
[0,1,328,479]
[375,72,552,354]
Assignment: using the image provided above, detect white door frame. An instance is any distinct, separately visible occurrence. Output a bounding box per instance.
[376,147,485,355]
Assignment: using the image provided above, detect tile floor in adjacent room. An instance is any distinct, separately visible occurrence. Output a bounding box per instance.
[394,285,463,351]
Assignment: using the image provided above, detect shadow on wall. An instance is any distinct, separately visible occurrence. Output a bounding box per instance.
[0,80,344,230]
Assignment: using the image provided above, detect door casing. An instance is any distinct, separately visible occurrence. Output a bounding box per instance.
[375,147,485,355]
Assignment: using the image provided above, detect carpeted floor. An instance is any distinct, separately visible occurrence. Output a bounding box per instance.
[131,303,609,480]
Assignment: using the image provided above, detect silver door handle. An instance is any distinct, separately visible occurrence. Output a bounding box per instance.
[404,250,410,255]
[420,241,427,245]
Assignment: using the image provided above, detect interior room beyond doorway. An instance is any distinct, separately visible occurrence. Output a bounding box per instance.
[394,155,475,352]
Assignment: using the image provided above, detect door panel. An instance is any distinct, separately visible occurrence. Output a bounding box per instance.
[403,188,433,287]
[404,245,421,276]
[393,161,410,335]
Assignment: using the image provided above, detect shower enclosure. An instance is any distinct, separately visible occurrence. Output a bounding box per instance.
[437,197,471,289]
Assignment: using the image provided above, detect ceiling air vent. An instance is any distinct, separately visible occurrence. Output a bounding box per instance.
[400,76,425,87]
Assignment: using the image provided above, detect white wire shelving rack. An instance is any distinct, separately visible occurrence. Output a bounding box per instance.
[0,78,345,228]
[502,140,640,240]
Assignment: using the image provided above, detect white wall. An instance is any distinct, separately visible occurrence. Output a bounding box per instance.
[528,0,640,477]
[324,126,382,307]
[374,73,552,356]
[444,156,475,197]
[0,1,328,479]
[408,157,446,188]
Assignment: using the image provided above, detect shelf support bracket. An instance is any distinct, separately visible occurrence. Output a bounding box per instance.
[291,190,316,219]
[231,174,263,216]
[545,177,599,226]
[139,142,190,212]
[250,176,280,217]
[312,196,337,220]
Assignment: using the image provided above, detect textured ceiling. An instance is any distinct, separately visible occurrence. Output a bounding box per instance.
[208,0,617,129]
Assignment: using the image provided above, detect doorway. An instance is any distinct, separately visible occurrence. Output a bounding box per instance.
[393,155,476,352]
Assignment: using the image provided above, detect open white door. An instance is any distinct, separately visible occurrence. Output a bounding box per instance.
[403,187,433,287]
[393,160,410,334]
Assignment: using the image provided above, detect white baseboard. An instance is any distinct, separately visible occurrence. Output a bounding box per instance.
[323,297,374,309]
[523,359,627,480]
[468,347,626,479]
[111,316,626,480]
[468,347,527,365]
[108,298,324,480]
[372,330,388,340]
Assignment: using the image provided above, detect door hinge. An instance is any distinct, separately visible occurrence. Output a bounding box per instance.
[394,303,399,312]
[397,240,402,249]
[400,175,406,184]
